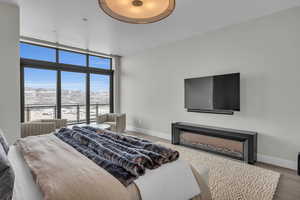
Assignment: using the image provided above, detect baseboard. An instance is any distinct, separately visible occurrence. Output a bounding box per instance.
[127,126,297,170]
[257,154,297,170]
[126,126,171,141]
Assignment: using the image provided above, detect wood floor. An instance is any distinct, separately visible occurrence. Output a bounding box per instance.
[126,131,300,200]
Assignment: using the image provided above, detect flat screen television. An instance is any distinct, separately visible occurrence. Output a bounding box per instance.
[184,73,240,115]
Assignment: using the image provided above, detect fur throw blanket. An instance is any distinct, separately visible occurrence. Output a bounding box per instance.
[55,126,179,186]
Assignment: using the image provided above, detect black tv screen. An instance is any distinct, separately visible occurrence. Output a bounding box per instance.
[184,73,240,114]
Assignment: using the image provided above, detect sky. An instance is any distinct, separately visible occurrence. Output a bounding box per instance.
[21,43,110,92]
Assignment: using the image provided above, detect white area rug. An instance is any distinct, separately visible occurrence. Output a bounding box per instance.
[157,142,280,200]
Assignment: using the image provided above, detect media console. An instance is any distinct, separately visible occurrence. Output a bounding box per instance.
[172,122,257,164]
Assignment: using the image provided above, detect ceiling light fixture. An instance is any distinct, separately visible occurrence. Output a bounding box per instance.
[98,0,176,24]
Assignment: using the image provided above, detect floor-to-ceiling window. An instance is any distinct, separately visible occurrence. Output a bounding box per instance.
[61,72,86,123]
[90,74,110,121]
[24,68,57,121]
[20,42,113,124]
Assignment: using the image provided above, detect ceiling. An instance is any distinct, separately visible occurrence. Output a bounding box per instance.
[0,0,19,5]
[16,0,300,56]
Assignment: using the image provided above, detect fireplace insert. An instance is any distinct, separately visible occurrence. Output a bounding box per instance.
[172,122,257,164]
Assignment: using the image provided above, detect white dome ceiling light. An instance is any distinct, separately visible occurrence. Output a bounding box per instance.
[98,0,176,24]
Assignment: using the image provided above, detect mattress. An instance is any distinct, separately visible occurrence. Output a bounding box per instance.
[8,145,210,200]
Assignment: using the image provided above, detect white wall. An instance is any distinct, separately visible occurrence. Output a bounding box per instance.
[0,3,20,144]
[121,7,300,169]
[113,56,122,113]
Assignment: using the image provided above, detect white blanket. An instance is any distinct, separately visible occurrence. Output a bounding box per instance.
[134,159,201,200]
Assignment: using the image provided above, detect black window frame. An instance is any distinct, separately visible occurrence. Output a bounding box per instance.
[20,42,114,124]
[19,42,57,63]
[88,54,112,70]
[58,49,88,67]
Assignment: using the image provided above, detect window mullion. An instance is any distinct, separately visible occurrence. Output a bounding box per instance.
[86,55,90,124]
[20,66,25,122]
[110,72,114,113]
[56,48,62,119]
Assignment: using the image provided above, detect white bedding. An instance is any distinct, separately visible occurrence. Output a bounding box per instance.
[8,145,209,200]
[8,146,43,200]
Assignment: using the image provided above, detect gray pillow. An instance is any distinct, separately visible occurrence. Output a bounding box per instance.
[0,129,9,154]
[0,145,15,200]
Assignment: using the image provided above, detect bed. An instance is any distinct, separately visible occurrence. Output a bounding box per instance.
[4,128,212,200]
